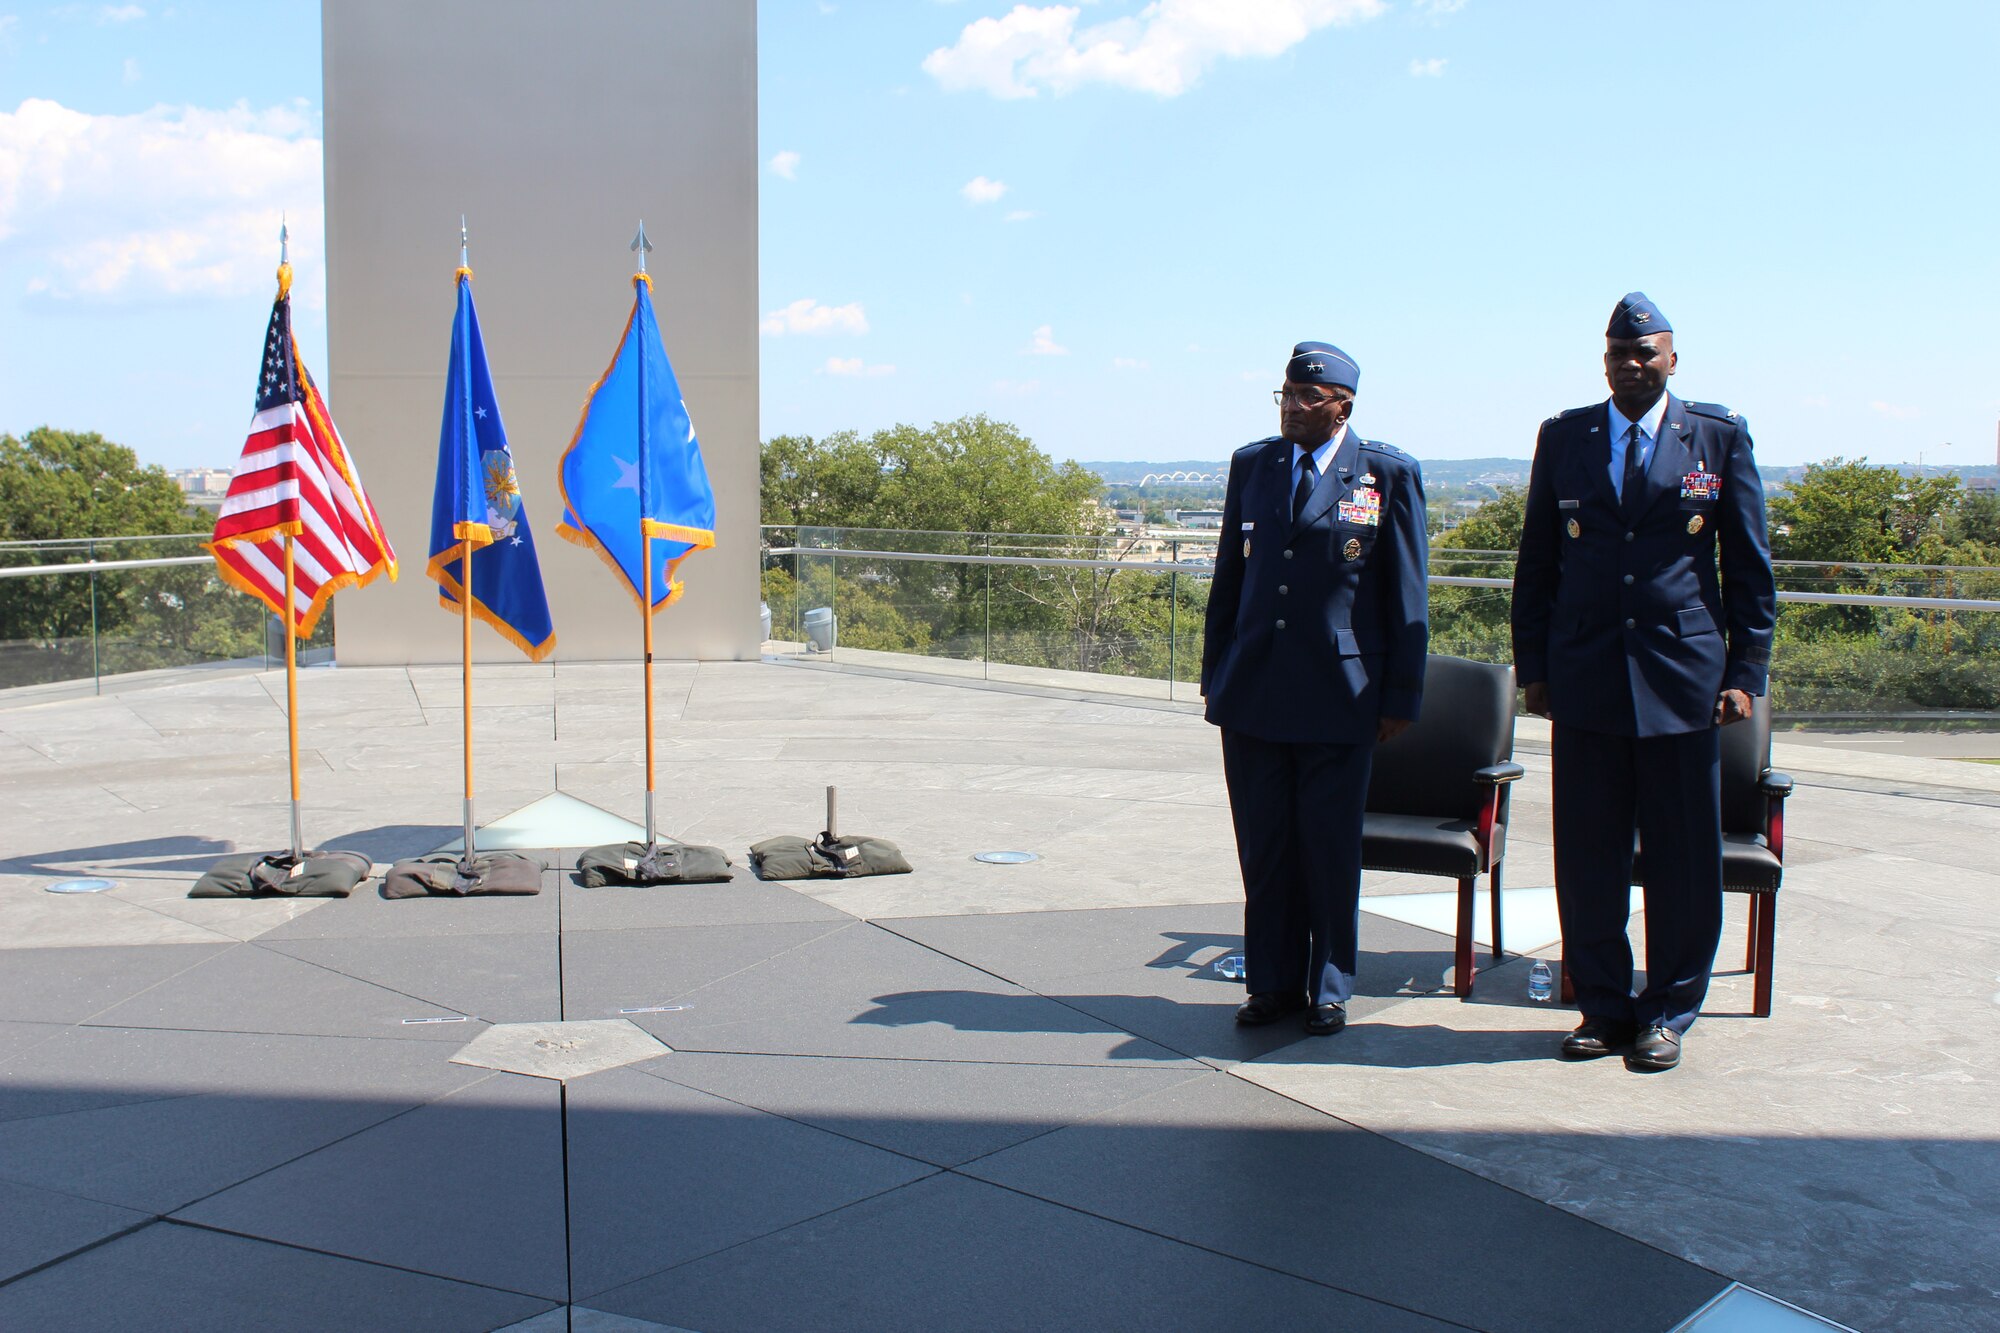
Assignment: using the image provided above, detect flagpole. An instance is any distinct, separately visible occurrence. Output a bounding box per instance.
[456,219,479,871]
[284,534,303,861]
[632,221,657,852]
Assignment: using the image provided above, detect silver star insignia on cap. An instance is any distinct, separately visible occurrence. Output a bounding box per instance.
[1633,311,1651,324]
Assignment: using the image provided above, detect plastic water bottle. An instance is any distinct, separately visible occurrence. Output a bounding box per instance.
[1214,953,1247,981]
[1527,960,1553,1003]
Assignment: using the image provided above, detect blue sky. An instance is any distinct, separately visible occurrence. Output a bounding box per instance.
[3,1,1997,471]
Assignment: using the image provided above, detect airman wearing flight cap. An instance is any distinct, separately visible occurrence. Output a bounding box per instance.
[1201,341,1430,1036]
[1511,293,1776,1071]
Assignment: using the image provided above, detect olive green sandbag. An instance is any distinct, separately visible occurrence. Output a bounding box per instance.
[189,850,372,899]
[380,852,545,898]
[574,841,734,887]
[748,834,912,881]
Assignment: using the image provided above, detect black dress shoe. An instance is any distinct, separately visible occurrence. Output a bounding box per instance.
[1303,1003,1346,1036]
[1560,1017,1636,1060]
[1235,993,1307,1026]
[1626,1025,1682,1071]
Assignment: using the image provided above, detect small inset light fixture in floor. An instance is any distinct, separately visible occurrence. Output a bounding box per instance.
[973,851,1040,864]
[46,878,116,894]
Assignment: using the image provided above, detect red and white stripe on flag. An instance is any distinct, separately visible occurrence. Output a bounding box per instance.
[209,311,396,638]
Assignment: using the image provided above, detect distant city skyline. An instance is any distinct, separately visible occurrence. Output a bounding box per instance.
[3,1,1997,472]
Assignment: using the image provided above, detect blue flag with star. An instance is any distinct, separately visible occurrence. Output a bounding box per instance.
[426,270,556,660]
[556,275,716,612]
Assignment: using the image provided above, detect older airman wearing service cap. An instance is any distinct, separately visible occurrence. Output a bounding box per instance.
[1201,340,1430,1037]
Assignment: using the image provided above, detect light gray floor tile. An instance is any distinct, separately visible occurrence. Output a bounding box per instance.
[593,1173,1460,1333]
[177,1071,567,1300]
[556,917,853,1023]
[641,1049,1208,1167]
[0,943,232,1024]
[252,868,562,940]
[261,931,560,1025]
[0,1178,150,1283]
[564,1065,936,1300]
[558,876,852,933]
[83,942,487,1039]
[0,1222,554,1331]
[960,1069,1727,1332]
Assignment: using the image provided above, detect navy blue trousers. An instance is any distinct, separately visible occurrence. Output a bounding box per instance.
[1551,722,1724,1034]
[1219,730,1373,1007]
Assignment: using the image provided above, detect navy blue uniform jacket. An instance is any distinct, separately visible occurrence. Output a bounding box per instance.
[1202,431,1429,743]
[1512,396,1776,738]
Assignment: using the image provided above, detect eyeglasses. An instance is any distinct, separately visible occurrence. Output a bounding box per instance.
[1274,388,1343,407]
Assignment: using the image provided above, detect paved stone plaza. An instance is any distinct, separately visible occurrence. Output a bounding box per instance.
[1,659,1996,1330]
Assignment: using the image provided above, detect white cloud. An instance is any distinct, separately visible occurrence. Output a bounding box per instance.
[98,4,145,22]
[0,97,323,305]
[924,0,1386,99]
[823,356,895,377]
[121,57,140,83]
[1003,208,1039,222]
[961,174,1008,204]
[768,150,800,180]
[1113,356,1149,370]
[1414,0,1466,15]
[1407,57,1446,77]
[1869,400,1920,421]
[760,297,869,336]
[1024,323,1067,355]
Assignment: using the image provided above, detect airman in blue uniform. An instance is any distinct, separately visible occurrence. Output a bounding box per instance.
[1202,341,1430,1035]
[1512,293,1777,1071]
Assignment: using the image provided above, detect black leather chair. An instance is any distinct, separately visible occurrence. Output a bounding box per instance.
[1558,693,1794,1016]
[1362,655,1523,997]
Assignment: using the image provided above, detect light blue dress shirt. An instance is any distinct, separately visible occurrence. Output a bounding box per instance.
[1606,395,1668,500]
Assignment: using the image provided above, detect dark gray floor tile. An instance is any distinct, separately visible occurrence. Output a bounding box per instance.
[0,944,232,1024]
[0,1178,150,1283]
[253,868,561,940]
[557,918,853,1023]
[565,1065,935,1300]
[961,1071,1726,1333]
[0,1042,490,1214]
[83,941,489,1040]
[260,931,560,1025]
[643,1050,1207,1167]
[633,920,1199,1066]
[0,1222,554,1331]
[177,1071,566,1299]
[594,1173,1458,1333]
[886,903,1466,1065]
[559,876,852,933]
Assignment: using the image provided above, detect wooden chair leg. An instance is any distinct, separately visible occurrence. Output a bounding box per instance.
[1753,893,1777,1018]
[1455,876,1475,997]
[1745,893,1761,971]
[1488,862,1505,966]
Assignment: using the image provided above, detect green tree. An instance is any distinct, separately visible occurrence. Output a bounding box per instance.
[1766,458,1961,566]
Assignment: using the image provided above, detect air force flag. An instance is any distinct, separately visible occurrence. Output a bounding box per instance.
[426,269,556,660]
[556,273,717,611]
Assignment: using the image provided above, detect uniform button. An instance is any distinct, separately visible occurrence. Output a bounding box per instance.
[1283,549,1295,560]
[1623,574,1635,585]
[1278,585,1289,595]
[1624,532,1636,543]
[1624,618,1636,629]
[1276,619,1287,630]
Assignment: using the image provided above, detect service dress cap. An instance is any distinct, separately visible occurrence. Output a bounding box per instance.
[1606,292,1672,338]
[1286,341,1360,392]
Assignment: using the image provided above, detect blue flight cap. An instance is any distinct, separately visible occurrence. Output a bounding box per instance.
[1285,341,1359,391]
[1606,292,1672,338]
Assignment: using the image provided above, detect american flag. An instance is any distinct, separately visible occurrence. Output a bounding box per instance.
[209,267,396,636]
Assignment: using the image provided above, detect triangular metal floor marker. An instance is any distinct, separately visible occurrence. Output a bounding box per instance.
[1361,885,1586,952]
[432,791,647,853]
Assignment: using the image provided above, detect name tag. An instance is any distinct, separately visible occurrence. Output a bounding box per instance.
[1240,521,1254,531]
[1681,470,1721,500]
[1558,499,1580,510]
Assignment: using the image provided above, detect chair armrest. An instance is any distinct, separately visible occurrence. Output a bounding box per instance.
[1759,770,1794,799]
[1473,762,1525,785]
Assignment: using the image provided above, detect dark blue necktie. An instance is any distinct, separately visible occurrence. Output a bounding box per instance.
[1620,423,1646,508]
[1293,452,1317,523]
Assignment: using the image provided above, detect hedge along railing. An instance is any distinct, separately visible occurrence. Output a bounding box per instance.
[761,527,2000,720]
[0,537,333,697]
